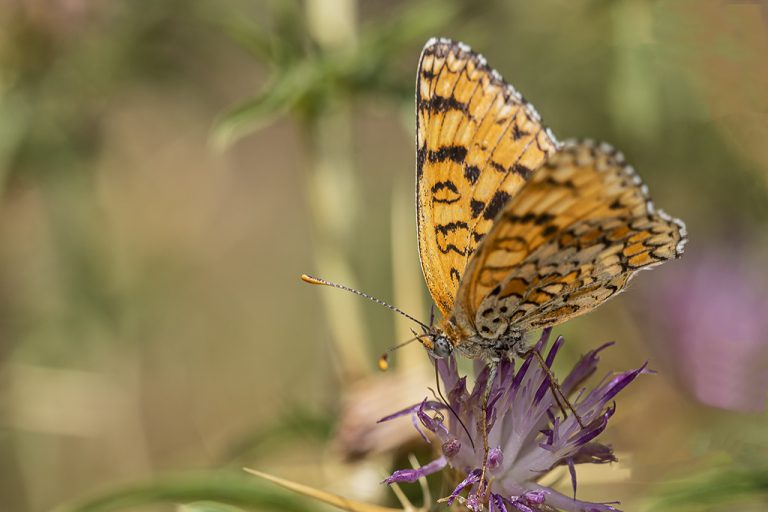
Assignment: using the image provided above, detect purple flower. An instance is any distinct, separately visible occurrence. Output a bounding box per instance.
[380,329,644,512]
[638,247,768,412]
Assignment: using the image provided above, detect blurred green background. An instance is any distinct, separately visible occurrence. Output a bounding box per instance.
[1,1,767,511]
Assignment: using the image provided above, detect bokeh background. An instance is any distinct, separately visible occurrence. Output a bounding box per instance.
[1,1,767,511]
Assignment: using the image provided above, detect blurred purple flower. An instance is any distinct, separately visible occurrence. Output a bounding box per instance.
[379,329,645,512]
[642,248,768,412]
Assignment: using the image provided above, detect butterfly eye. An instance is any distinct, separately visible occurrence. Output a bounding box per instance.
[432,335,453,359]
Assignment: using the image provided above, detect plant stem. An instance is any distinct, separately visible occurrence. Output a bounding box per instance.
[304,0,370,381]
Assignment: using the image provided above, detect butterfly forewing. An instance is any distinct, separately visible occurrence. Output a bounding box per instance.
[416,39,559,317]
[454,140,686,338]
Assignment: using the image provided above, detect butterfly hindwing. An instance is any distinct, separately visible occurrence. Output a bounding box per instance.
[454,140,687,338]
[416,38,559,317]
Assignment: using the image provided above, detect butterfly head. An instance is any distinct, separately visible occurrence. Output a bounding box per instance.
[421,328,454,359]
[429,332,453,358]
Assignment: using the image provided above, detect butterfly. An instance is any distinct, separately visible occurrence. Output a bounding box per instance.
[303,38,686,368]
[300,37,687,476]
[412,38,686,362]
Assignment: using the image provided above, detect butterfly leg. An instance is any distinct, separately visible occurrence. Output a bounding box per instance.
[527,349,586,428]
[478,360,498,498]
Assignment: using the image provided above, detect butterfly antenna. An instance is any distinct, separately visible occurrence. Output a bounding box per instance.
[377,334,426,371]
[301,274,429,330]
[432,360,475,450]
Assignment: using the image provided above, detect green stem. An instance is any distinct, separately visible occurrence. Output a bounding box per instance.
[303,0,370,381]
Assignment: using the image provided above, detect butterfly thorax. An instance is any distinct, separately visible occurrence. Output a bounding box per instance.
[436,317,527,362]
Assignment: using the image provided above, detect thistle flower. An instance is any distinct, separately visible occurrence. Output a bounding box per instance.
[638,247,768,412]
[380,329,646,512]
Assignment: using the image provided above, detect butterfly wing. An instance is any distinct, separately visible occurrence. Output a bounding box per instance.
[454,140,686,338]
[416,38,559,317]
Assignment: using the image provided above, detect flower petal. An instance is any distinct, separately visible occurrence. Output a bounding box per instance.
[377,400,444,423]
[568,443,617,465]
[599,364,647,404]
[382,456,447,484]
[446,468,482,505]
[561,342,614,395]
[417,399,449,435]
[491,493,509,512]
[524,484,620,512]
[568,458,577,499]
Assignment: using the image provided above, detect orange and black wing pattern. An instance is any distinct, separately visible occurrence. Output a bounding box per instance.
[416,38,559,317]
[454,140,687,338]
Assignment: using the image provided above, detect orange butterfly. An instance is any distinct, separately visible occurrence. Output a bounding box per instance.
[303,37,686,478]
[306,38,685,362]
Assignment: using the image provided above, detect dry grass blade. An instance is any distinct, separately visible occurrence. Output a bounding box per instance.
[243,468,407,512]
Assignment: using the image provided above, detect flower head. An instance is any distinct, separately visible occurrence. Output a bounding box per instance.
[380,329,646,512]
[638,247,768,412]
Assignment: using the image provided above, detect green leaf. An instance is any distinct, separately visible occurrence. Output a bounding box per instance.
[181,502,247,512]
[647,466,768,511]
[212,0,461,146]
[0,91,31,192]
[212,61,322,148]
[362,0,459,53]
[222,407,333,464]
[339,0,461,99]
[219,16,276,63]
[213,0,309,68]
[53,472,319,512]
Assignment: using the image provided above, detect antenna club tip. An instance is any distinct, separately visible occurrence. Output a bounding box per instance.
[377,354,390,372]
[300,274,323,285]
